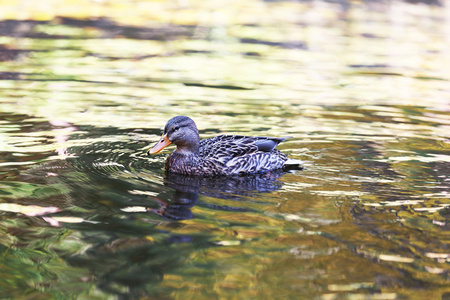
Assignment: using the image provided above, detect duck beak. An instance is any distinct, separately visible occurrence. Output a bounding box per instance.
[148,134,172,154]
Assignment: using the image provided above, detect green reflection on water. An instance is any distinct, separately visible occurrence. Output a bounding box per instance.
[0,0,450,298]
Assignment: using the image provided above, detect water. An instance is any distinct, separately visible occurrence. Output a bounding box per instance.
[1,0,450,298]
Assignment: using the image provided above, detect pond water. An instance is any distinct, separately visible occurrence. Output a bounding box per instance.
[0,0,450,298]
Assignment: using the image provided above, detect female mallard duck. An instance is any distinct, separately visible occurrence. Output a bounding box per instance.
[148,116,302,176]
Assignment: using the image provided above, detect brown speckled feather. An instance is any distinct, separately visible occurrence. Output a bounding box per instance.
[166,135,288,176]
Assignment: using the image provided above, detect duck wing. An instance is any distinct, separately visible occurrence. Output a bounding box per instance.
[199,135,253,161]
[197,135,290,175]
[200,134,287,162]
[253,136,288,152]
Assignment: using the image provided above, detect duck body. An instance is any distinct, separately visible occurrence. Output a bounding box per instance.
[166,135,289,176]
[148,116,301,176]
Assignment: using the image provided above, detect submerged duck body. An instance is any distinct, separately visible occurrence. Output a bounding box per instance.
[148,116,302,176]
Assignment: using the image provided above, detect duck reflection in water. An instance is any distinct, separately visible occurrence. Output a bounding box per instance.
[156,169,290,220]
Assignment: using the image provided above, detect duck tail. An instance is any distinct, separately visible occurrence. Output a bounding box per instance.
[283,158,304,171]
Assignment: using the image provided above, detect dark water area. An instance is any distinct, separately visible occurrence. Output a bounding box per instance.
[0,0,450,299]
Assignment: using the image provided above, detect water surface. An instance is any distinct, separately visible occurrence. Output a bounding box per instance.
[0,0,449,298]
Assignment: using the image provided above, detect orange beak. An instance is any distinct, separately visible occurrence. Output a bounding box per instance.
[148,134,172,154]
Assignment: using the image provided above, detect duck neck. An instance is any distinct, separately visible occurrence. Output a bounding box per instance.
[175,143,199,155]
[175,132,200,155]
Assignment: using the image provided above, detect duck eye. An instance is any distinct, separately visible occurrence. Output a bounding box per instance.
[173,125,180,131]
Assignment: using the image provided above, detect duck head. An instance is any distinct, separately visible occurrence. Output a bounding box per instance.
[148,116,200,155]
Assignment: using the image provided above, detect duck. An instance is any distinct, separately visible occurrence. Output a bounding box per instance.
[148,116,302,176]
